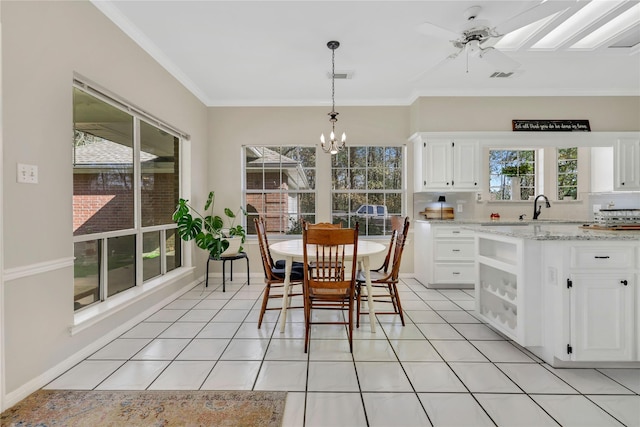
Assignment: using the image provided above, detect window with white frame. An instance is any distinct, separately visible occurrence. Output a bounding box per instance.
[243,146,316,235]
[557,147,578,200]
[72,84,181,311]
[489,149,536,201]
[331,146,404,236]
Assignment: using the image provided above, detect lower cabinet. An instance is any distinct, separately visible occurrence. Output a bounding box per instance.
[475,233,542,347]
[569,273,635,361]
[414,221,475,288]
[474,233,639,364]
[565,243,637,362]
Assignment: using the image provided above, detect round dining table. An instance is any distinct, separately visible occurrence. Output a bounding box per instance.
[269,239,386,333]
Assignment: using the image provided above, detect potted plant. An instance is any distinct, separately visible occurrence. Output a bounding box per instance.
[172,191,247,260]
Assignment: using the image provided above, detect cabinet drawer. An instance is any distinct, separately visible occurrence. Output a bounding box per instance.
[433,227,474,238]
[435,240,475,260]
[571,246,635,269]
[433,263,475,283]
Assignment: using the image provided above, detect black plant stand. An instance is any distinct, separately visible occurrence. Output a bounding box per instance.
[205,252,250,292]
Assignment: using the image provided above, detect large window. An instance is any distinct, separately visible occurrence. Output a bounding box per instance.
[331,146,404,236]
[489,150,536,201]
[244,146,316,235]
[557,147,578,200]
[73,84,181,311]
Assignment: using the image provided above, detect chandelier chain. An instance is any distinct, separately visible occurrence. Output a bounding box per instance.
[331,47,336,114]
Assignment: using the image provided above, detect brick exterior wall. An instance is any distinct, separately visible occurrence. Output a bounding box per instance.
[73,172,177,235]
[246,171,291,233]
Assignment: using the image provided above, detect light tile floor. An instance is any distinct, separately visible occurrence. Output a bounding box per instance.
[47,278,640,426]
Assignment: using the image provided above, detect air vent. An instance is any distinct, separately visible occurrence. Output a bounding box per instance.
[489,71,514,78]
[328,71,353,79]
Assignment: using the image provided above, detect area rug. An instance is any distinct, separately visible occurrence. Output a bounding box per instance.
[0,390,286,427]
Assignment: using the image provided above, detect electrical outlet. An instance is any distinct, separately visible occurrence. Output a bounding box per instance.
[457,204,463,213]
[17,163,38,184]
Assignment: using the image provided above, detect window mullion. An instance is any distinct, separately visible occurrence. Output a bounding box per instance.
[160,229,167,275]
[100,238,108,301]
[133,118,143,287]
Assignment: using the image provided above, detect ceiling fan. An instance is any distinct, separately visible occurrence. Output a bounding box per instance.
[417,1,566,75]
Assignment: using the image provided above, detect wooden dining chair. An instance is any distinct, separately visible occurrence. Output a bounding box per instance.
[302,223,359,353]
[356,216,410,327]
[254,217,304,328]
[302,220,344,274]
[305,221,342,229]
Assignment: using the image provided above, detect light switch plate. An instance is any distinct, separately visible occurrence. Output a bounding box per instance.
[17,163,38,184]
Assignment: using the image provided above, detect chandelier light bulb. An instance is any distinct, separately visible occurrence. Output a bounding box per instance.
[320,133,325,144]
[341,132,346,143]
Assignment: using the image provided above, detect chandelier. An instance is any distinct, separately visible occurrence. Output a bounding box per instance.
[320,41,346,155]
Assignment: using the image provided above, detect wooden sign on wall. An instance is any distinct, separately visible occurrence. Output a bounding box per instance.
[512,120,591,132]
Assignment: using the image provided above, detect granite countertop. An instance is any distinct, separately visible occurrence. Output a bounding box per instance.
[464,223,640,241]
[415,218,586,226]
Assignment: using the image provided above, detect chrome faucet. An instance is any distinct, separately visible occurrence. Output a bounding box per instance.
[532,194,551,220]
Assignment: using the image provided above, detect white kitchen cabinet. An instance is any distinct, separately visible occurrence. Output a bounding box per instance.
[413,139,480,191]
[475,233,542,346]
[569,274,635,361]
[415,222,475,289]
[614,138,640,191]
[565,244,637,361]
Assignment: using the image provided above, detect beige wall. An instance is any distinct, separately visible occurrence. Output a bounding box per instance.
[1,1,208,401]
[409,96,640,133]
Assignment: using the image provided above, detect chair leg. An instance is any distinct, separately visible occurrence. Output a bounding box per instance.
[304,299,311,353]
[391,283,405,326]
[387,283,399,313]
[258,283,270,328]
[355,283,361,328]
[348,297,354,353]
[230,258,234,282]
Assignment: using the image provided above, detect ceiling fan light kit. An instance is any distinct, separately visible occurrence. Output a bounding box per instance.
[320,40,347,155]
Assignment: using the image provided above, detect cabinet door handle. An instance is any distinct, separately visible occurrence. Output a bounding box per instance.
[452,272,460,275]
[621,280,628,286]
[452,231,460,234]
[594,256,610,259]
[452,249,460,252]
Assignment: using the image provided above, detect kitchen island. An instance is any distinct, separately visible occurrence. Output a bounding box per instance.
[469,223,639,367]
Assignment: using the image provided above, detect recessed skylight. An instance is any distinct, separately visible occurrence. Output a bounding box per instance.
[494,11,565,50]
[570,3,640,49]
[532,0,626,50]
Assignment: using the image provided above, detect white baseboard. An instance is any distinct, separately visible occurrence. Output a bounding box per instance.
[2,276,201,411]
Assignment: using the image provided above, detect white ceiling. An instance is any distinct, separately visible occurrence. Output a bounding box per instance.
[94,0,640,107]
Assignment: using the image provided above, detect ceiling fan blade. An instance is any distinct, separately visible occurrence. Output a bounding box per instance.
[410,48,463,82]
[417,21,461,40]
[479,47,521,72]
[494,1,569,35]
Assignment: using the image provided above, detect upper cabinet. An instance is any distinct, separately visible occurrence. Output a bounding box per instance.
[614,138,640,191]
[414,138,480,191]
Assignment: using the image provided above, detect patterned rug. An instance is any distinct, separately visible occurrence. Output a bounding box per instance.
[0,390,286,426]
